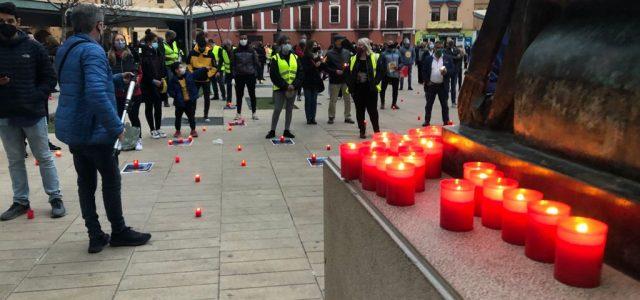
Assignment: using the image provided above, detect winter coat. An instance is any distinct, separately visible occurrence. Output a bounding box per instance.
[167,68,209,108]
[109,51,142,98]
[55,34,124,146]
[399,45,415,66]
[324,47,351,84]
[232,45,259,77]
[301,55,325,93]
[419,54,454,85]
[0,30,56,119]
[139,43,166,92]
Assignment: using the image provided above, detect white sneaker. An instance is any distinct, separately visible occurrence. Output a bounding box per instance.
[135,139,143,151]
[252,113,259,120]
[151,130,160,139]
[204,118,211,123]
[234,113,241,120]
[157,130,167,138]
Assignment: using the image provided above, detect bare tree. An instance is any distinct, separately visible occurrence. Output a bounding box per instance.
[203,0,240,45]
[101,0,133,50]
[44,0,81,40]
[171,0,199,55]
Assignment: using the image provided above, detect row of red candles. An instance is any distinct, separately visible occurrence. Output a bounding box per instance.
[339,127,609,289]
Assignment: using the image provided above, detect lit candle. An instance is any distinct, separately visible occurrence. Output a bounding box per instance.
[440,179,475,231]
[241,160,247,167]
[373,131,395,141]
[194,174,201,183]
[55,150,62,157]
[481,177,519,229]
[188,135,193,142]
[386,161,415,206]
[195,207,202,218]
[407,128,424,138]
[375,156,395,197]
[175,155,181,163]
[399,151,427,192]
[310,154,317,164]
[34,160,39,166]
[178,137,184,144]
[418,138,443,179]
[525,200,571,263]
[463,161,496,180]
[227,126,232,131]
[554,217,608,288]
[279,135,285,143]
[468,168,504,217]
[202,126,207,132]
[326,144,332,151]
[27,209,34,219]
[423,125,443,142]
[361,152,380,191]
[133,160,139,169]
[168,139,174,145]
[237,145,243,151]
[339,143,360,180]
[502,188,543,245]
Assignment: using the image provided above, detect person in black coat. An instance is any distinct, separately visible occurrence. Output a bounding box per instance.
[419,41,454,126]
[345,38,384,139]
[255,41,267,83]
[139,29,167,139]
[300,39,325,124]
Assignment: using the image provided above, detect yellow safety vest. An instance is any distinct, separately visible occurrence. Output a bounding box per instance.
[164,41,181,66]
[212,45,221,62]
[272,53,298,91]
[349,54,381,92]
[221,48,231,73]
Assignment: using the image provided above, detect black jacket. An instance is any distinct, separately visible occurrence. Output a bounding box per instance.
[325,47,351,84]
[0,31,56,118]
[139,44,166,91]
[232,45,259,77]
[346,53,384,94]
[255,45,267,64]
[301,55,324,92]
[269,52,304,91]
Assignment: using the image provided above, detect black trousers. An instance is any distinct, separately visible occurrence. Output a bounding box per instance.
[70,144,126,238]
[142,88,162,131]
[175,102,196,131]
[235,74,257,114]
[211,76,221,99]
[424,82,450,125]
[127,95,144,138]
[195,81,211,118]
[380,77,399,106]
[224,73,233,103]
[352,85,380,134]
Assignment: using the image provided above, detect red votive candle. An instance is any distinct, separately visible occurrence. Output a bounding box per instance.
[195,207,202,218]
[554,217,608,288]
[237,145,243,151]
[241,160,247,167]
[55,150,62,157]
[407,128,424,139]
[440,179,475,231]
[340,143,360,180]
[525,200,571,263]
[463,161,497,180]
[375,156,395,197]
[418,138,443,179]
[361,152,381,191]
[372,131,395,140]
[133,160,139,169]
[502,188,543,245]
[279,135,285,143]
[194,174,201,183]
[175,156,181,163]
[399,151,427,192]
[481,177,519,229]
[422,125,443,142]
[310,154,317,164]
[326,144,332,151]
[468,169,504,217]
[168,139,174,145]
[386,161,415,206]
[178,137,184,144]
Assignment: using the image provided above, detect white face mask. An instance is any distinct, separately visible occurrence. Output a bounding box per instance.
[239,39,248,46]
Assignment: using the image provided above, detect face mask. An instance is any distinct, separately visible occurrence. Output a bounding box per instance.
[151,42,159,49]
[300,39,306,44]
[0,23,17,38]
[435,49,443,57]
[178,66,187,76]
[239,39,248,46]
[429,44,434,50]
[115,40,126,50]
[281,44,292,54]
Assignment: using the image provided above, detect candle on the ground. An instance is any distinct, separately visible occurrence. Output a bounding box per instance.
[463,162,497,180]
[188,135,193,142]
[178,137,184,144]
[133,160,139,169]
[481,177,519,229]
[468,168,504,217]
[237,145,243,151]
[554,217,608,288]
[227,126,232,131]
[195,207,202,218]
[202,126,207,132]
[55,150,62,157]
[525,200,571,263]
[194,174,201,183]
[407,128,424,138]
[310,154,317,164]
[241,160,247,167]
[376,156,395,197]
[423,125,443,142]
[502,188,543,245]
[175,156,181,163]
[440,179,475,231]
[339,143,360,180]
[418,138,443,179]
[326,144,332,151]
[386,161,416,206]
[399,151,427,192]
[35,160,39,166]
[361,152,381,191]
[27,209,34,219]
[168,139,174,145]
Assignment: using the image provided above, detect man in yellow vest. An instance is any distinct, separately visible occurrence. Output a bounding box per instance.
[217,39,233,104]
[266,35,304,139]
[209,39,223,100]
[162,30,181,107]
[187,31,217,122]
[346,38,384,139]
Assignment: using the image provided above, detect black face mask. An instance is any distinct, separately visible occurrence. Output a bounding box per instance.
[0,24,18,39]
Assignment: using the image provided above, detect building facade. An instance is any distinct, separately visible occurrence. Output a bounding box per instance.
[203,0,416,47]
[414,0,477,45]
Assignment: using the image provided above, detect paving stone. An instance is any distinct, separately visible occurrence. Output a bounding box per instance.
[220,283,322,300]
[126,258,219,276]
[222,221,293,233]
[221,229,298,241]
[7,286,116,300]
[149,229,219,241]
[131,248,220,263]
[0,259,36,272]
[118,270,219,290]
[0,271,28,285]
[221,238,301,251]
[15,272,122,292]
[114,284,218,300]
[136,238,220,252]
[220,258,311,276]
[28,259,128,277]
[220,270,316,290]
[220,247,306,263]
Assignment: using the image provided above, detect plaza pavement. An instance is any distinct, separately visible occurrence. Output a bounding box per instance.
[0,68,459,299]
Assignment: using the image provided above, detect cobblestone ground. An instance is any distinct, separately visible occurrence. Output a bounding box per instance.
[0,67,459,299]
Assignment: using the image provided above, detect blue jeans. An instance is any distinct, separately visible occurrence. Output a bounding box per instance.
[303,88,318,122]
[0,117,62,205]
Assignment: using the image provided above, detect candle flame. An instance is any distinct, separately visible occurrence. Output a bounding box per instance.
[398,163,405,170]
[402,134,411,141]
[385,157,394,164]
[478,173,488,179]
[476,162,482,167]
[545,207,559,215]
[516,194,525,201]
[456,185,462,191]
[371,141,378,147]
[454,179,460,184]
[497,177,503,183]
[576,223,589,233]
[348,143,356,149]
[426,140,434,148]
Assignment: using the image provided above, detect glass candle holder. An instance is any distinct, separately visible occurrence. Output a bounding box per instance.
[440,179,475,231]
[481,177,519,229]
[525,200,572,263]
[502,188,543,245]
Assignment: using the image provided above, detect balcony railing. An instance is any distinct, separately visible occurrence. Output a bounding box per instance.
[236,20,258,31]
[381,19,404,29]
[352,20,374,30]
[295,20,317,31]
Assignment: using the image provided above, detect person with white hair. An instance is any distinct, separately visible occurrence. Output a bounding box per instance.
[345,38,385,139]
